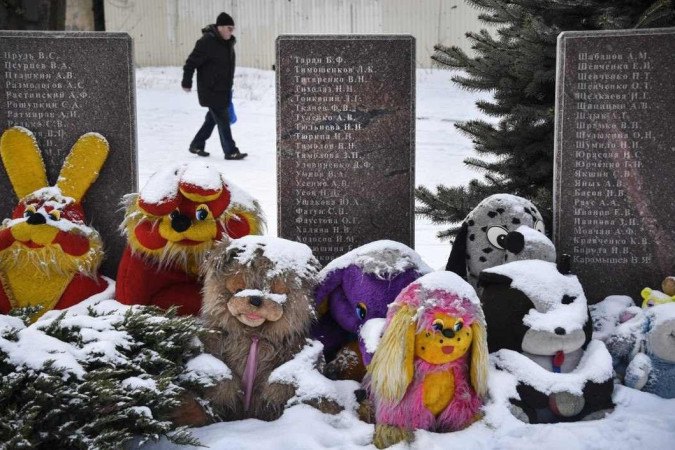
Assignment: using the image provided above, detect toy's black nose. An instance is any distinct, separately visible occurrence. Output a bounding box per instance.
[505,231,525,254]
[26,213,46,225]
[249,296,263,307]
[442,328,455,338]
[554,327,566,335]
[171,213,191,232]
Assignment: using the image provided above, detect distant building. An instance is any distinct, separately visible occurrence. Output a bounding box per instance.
[103,0,489,69]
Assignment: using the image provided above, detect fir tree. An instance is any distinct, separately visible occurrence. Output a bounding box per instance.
[0,303,228,450]
[416,0,675,240]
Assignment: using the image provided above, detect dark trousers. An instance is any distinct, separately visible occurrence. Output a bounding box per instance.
[190,104,237,155]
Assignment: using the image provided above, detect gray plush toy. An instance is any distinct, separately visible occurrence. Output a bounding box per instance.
[446,194,556,288]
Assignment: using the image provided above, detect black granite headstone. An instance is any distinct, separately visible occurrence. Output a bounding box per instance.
[0,31,137,278]
[554,28,675,302]
[276,35,415,265]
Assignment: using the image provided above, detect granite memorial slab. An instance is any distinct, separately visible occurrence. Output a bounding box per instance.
[276,35,415,265]
[554,28,675,302]
[0,31,137,278]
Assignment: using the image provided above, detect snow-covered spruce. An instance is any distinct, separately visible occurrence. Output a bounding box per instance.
[0,296,230,449]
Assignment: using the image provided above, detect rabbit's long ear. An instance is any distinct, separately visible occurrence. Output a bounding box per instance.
[57,133,109,202]
[470,321,489,398]
[368,305,416,403]
[0,127,48,199]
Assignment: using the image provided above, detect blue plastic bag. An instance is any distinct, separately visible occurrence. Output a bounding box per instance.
[228,98,237,124]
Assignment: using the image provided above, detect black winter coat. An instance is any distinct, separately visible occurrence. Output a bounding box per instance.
[182,25,236,108]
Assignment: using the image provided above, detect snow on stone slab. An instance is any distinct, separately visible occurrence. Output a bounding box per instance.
[268,339,360,412]
[360,318,386,354]
[491,340,613,396]
[318,240,432,282]
[182,353,232,384]
[227,235,320,279]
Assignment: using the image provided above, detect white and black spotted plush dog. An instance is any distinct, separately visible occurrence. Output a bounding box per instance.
[446,194,556,288]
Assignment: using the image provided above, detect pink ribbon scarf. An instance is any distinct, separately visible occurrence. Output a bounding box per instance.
[242,335,260,411]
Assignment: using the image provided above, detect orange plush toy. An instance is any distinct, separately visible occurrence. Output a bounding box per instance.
[116,162,264,315]
[0,127,110,320]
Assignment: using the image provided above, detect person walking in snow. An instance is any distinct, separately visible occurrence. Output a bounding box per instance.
[182,12,247,160]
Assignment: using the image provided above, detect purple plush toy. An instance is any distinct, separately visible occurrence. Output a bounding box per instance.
[313,240,432,380]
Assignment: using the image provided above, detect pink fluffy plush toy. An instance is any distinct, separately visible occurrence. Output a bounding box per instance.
[367,271,488,448]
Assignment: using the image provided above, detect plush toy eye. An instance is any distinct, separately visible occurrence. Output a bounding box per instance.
[486,226,508,249]
[23,205,36,218]
[453,320,464,332]
[534,220,545,234]
[48,210,61,221]
[195,205,209,221]
[355,302,367,321]
[170,210,180,220]
[432,319,444,332]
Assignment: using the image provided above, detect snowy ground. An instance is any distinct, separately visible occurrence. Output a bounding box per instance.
[136,66,489,269]
[136,67,675,449]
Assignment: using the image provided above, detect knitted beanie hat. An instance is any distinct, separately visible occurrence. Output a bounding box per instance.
[216,12,235,26]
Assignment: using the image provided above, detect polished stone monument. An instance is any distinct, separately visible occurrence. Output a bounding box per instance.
[0,31,137,278]
[554,28,675,301]
[277,35,415,265]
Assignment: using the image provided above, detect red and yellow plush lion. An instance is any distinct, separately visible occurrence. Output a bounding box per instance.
[0,127,110,320]
[116,162,264,315]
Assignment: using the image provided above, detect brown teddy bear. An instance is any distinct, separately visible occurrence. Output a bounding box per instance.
[176,235,342,425]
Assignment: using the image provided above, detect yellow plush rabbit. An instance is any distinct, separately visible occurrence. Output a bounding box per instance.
[0,127,110,320]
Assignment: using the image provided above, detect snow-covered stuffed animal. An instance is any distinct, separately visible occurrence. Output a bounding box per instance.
[604,302,675,398]
[446,194,556,289]
[0,127,110,320]
[196,236,340,421]
[640,276,675,308]
[367,271,488,448]
[312,240,432,380]
[116,162,264,315]
[479,260,614,423]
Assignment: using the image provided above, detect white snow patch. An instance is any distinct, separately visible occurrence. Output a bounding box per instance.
[360,318,386,354]
[269,340,359,412]
[492,340,614,395]
[415,271,480,306]
[122,376,158,392]
[487,260,588,332]
[227,235,319,279]
[318,240,432,281]
[182,353,232,383]
[590,295,636,341]
[181,162,224,191]
[235,289,287,305]
[138,165,182,205]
